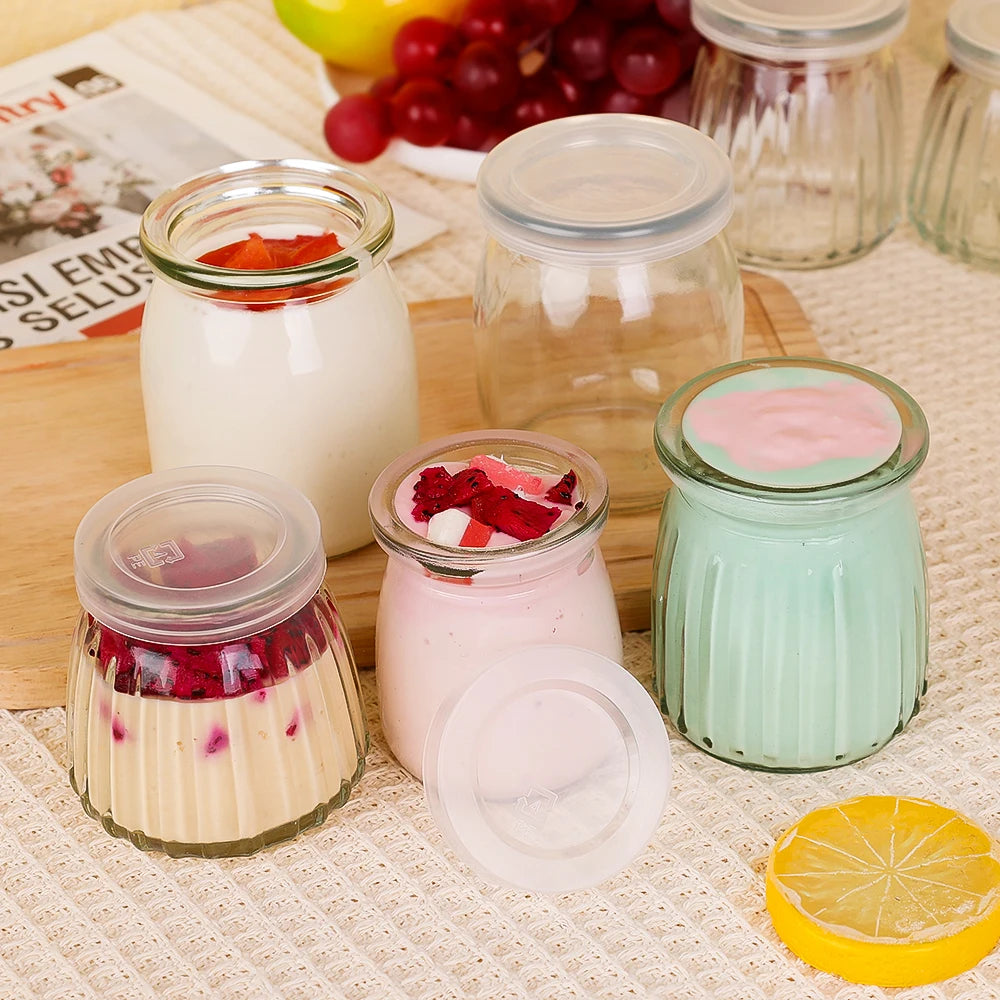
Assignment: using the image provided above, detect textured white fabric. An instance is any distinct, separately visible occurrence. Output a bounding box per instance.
[5,1,1000,997]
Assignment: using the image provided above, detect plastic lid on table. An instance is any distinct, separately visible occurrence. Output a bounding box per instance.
[948,0,1000,83]
[691,0,909,61]
[423,646,672,893]
[74,465,327,645]
[476,114,734,266]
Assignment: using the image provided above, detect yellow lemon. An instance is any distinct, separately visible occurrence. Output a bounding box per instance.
[272,0,465,75]
[766,795,1000,987]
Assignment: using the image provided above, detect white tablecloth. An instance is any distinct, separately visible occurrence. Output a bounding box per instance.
[5,2,1000,997]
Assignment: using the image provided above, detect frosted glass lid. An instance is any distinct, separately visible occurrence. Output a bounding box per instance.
[423,646,672,892]
[74,466,326,644]
[948,0,1000,83]
[476,114,734,266]
[692,0,909,60]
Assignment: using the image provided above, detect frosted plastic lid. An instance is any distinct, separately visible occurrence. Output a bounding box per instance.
[948,0,1000,83]
[423,646,672,892]
[692,0,909,61]
[74,466,327,644]
[476,114,734,265]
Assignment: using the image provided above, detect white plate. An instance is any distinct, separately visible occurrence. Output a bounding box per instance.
[316,60,486,184]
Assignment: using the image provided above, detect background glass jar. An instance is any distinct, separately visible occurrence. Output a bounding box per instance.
[690,0,908,268]
[473,115,742,513]
[139,158,419,558]
[652,358,929,771]
[368,430,623,780]
[67,466,369,857]
[909,0,1000,269]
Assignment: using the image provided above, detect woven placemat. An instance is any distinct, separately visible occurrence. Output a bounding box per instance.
[5,2,1000,997]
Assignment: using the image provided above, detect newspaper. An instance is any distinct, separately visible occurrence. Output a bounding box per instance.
[0,32,445,350]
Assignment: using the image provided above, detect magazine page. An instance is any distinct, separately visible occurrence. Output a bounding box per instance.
[0,32,445,350]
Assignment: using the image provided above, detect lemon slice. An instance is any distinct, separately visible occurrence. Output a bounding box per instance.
[766,795,1000,986]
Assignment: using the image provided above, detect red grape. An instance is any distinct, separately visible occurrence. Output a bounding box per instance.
[655,0,692,32]
[611,24,682,95]
[392,17,462,79]
[459,0,533,46]
[553,8,613,82]
[521,0,578,27]
[550,67,588,112]
[323,94,393,163]
[675,27,703,74]
[391,78,459,146]
[450,110,507,150]
[589,79,658,114]
[370,75,402,100]
[451,40,521,113]
[510,76,570,130]
[590,0,653,19]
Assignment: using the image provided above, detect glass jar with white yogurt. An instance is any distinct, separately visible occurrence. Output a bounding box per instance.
[67,466,369,857]
[368,430,624,780]
[138,159,419,558]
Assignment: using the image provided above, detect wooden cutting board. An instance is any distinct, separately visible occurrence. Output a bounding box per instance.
[0,271,820,709]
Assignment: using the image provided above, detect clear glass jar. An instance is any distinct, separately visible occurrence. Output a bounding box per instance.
[67,466,369,857]
[909,0,1000,270]
[473,115,742,513]
[139,158,419,558]
[690,0,908,268]
[651,358,929,771]
[368,430,623,779]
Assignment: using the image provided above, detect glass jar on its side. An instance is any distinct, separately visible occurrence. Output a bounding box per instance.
[139,159,419,558]
[369,430,623,779]
[474,115,743,513]
[690,0,907,268]
[67,466,369,857]
[651,358,929,771]
[909,0,1000,269]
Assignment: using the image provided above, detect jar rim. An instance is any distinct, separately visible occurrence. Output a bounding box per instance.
[139,158,394,293]
[74,466,327,645]
[692,0,908,62]
[947,0,1000,84]
[368,429,609,576]
[476,115,734,266]
[654,357,929,501]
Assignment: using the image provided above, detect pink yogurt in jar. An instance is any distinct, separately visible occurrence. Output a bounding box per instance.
[368,430,624,780]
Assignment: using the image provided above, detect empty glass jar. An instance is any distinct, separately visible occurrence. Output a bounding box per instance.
[67,466,369,857]
[909,0,1000,269]
[652,358,929,771]
[473,114,742,512]
[690,0,908,268]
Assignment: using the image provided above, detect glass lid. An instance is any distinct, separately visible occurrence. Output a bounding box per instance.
[948,0,1000,83]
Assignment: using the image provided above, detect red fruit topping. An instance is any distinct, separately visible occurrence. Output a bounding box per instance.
[460,518,495,547]
[469,486,560,540]
[112,718,127,742]
[285,712,300,738]
[545,469,578,505]
[411,465,494,520]
[204,725,230,756]
[469,454,545,494]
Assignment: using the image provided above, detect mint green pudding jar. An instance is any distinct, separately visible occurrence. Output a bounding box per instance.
[651,357,929,771]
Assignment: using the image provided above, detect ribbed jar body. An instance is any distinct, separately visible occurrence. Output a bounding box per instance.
[691,46,903,268]
[909,64,1000,269]
[652,481,928,770]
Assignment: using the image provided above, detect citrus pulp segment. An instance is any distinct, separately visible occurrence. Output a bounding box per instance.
[766,795,1000,986]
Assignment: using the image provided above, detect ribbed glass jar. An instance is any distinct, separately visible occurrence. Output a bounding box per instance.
[651,358,929,771]
[690,0,907,268]
[139,158,419,557]
[369,430,623,779]
[909,0,1000,269]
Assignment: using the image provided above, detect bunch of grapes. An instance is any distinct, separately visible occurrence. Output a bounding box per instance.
[323,0,698,163]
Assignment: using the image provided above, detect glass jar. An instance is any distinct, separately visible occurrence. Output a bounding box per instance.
[138,158,419,558]
[473,115,742,513]
[368,430,624,780]
[67,466,369,857]
[651,358,929,771]
[909,0,1000,270]
[690,0,908,268]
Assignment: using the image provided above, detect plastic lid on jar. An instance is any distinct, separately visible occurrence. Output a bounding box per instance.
[691,0,909,62]
[475,114,734,266]
[423,646,672,893]
[74,466,327,645]
[947,0,1000,84]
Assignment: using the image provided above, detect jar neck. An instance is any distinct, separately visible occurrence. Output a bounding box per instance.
[139,158,393,302]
